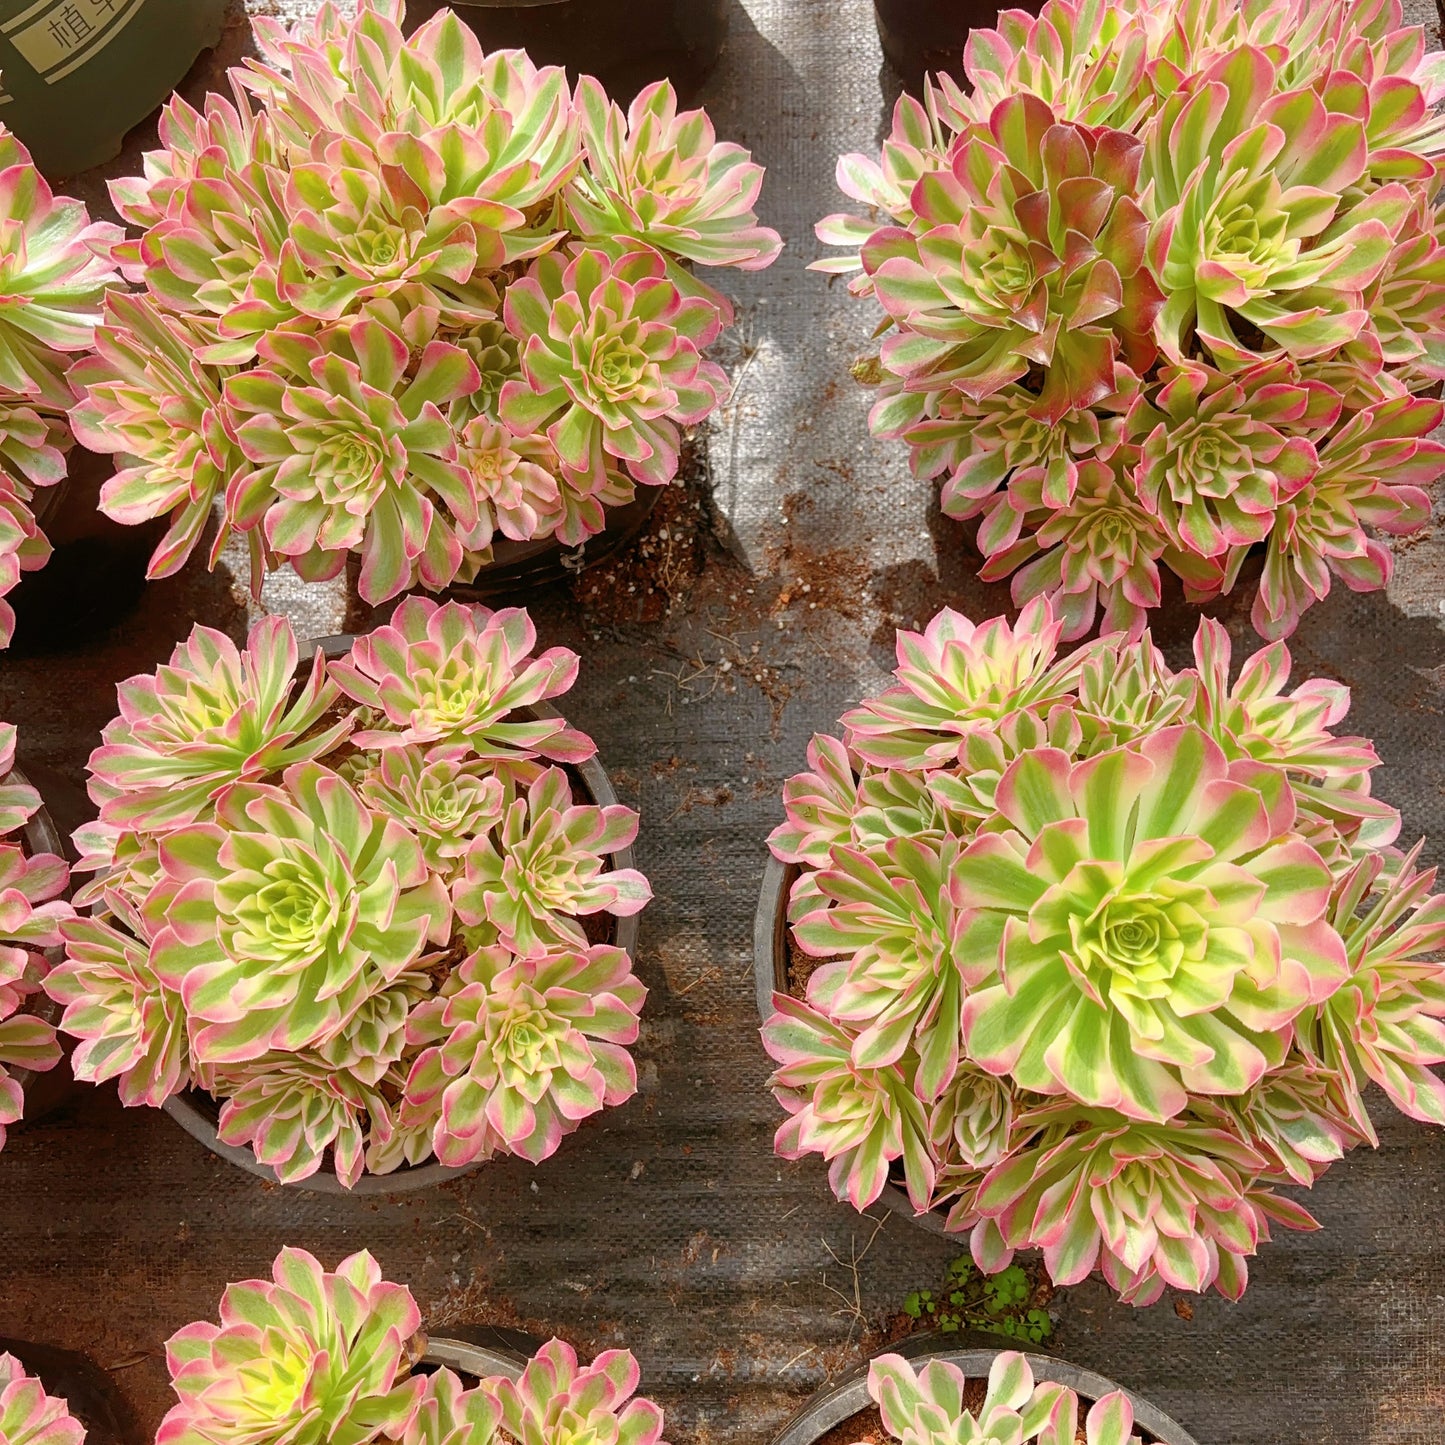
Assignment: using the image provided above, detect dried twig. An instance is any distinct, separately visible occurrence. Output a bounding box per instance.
[819,1213,888,1348]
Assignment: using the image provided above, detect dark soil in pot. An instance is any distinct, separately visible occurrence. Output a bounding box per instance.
[0,0,228,180]
[404,0,729,104]
[450,484,665,601]
[6,446,167,657]
[873,0,1043,94]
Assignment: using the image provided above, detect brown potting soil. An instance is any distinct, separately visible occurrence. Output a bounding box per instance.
[786,927,833,999]
[570,443,713,626]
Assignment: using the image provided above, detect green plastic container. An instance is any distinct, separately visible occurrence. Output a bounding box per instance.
[0,0,228,178]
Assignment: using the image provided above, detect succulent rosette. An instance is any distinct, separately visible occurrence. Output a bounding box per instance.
[330,595,592,763]
[0,1353,85,1445]
[500,246,727,491]
[862,1351,1143,1445]
[862,93,1162,424]
[48,601,650,1188]
[403,942,645,1166]
[69,294,247,582]
[164,1251,668,1445]
[0,128,121,647]
[71,0,778,602]
[86,616,348,830]
[762,603,1445,1304]
[225,302,484,602]
[453,768,650,956]
[157,1248,425,1445]
[820,0,1445,639]
[0,724,72,1154]
[566,78,784,282]
[491,1339,667,1445]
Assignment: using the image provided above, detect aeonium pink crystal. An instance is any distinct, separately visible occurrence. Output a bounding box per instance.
[70,0,780,604]
[0,1354,84,1445]
[160,1248,670,1445]
[763,601,1445,1304]
[47,602,650,1188]
[820,0,1445,640]
[0,126,121,648]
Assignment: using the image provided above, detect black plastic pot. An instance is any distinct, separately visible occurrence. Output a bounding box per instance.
[0,1339,142,1445]
[8,764,70,1125]
[6,446,167,657]
[451,486,662,601]
[0,0,227,179]
[874,0,1042,93]
[754,854,948,1238]
[404,0,729,105]
[424,1331,534,1381]
[770,1335,1199,1445]
[163,634,644,1195]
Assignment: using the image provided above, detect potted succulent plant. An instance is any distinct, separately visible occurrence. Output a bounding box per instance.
[0,1339,138,1445]
[70,0,781,608]
[873,0,1043,94]
[159,1247,668,1445]
[0,1351,85,1445]
[817,0,1445,642]
[0,0,227,180]
[0,725,73,1155]
[0,128,123,652]
[46,598,653,1192]
[771,1341,1196,1445]
[757,601,1445,1305]
[403,0,731,106]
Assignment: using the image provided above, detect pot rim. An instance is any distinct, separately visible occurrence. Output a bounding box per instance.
[767,1335,1200,1445]
[753,852,946,1236]
[163,630,642,1196]
[8,765,65,1096]
[423,1334,533,1381]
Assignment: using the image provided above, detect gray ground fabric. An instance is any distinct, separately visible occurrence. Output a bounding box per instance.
[3,1,1445,1442]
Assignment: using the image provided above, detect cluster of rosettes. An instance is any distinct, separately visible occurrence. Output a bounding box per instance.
[158,1248,667,1445]
[860,1352,1142,1445]
[0,724,73,1155]
[0,1352,84,1445]
[69,0,780,605]
[0,130,121,646]
[46,598,651,1187]
[762,600,1445,1305]
[819,0,1445,640]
